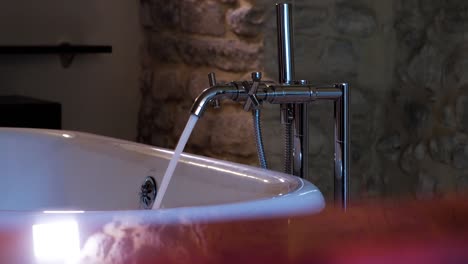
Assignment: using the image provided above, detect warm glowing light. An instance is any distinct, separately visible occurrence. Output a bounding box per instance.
[32,221,80,263]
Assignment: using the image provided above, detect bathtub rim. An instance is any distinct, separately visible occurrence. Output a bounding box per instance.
[0,127,325,220]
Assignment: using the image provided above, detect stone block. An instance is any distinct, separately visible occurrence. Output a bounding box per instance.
[227,5,264,37]
[400,144,427,175]
[180,0,225,36]
[443,105,457,128]
[406,44,444,93]
[219,0,237,4]
[152,100,178,132]
[416,171,437,198]
[319,38,358,78]
[139,69,153,94]
[295,5,328,36]
[140,1,154,28]
[402,101,433,140]
[377,132,401,162]
[333,4,377,38]
[187,71,210,102]
[429,135,455,164]
[150,33,262,71]
[207,107,256,157]
[445,44,468,91]
[452,143,468,169]
[173,104,256,160]
[149,34,181,63]
[456,95,468,133]
[394,7,425,49]
[148,0,181,29]
[177,36,262,72]
[437,4,468,34]
[151,67,189,100]
[346,88,379,165]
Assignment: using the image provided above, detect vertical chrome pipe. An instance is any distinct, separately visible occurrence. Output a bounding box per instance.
[277,3,308,178]
[334,83,349,210]
[277,3,294,83]
[277,3,295,175]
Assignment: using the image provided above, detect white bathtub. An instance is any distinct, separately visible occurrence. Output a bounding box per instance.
[0,128,324,221]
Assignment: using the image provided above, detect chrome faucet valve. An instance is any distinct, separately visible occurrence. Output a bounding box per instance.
[251,71,262,82]
[294,80,309,85]
[208,72,221,109]
[243,72,263,111]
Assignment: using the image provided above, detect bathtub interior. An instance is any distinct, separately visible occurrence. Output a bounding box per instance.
[0,128,302,211]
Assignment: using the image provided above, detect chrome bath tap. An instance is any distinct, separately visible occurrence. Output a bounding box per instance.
[190,77,349,209]
[190,3,350,209]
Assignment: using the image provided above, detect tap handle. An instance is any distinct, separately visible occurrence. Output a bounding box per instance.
[251,71,262,82]
[208,72,217,86]
[294,80,309,85]
[208,72,221,108]
[243,71,262,111]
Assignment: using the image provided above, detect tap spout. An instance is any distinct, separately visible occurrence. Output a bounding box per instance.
[190,84,242,117]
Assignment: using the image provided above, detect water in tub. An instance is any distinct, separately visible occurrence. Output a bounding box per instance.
[152,114,199,209]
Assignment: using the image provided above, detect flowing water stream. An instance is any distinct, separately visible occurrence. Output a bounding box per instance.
[152,114,199,209]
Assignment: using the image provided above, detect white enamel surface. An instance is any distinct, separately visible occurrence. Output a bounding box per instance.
[0,128,325,220]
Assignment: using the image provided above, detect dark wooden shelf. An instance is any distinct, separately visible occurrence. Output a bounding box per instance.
[0,44,112,68]
[0,44,112,54]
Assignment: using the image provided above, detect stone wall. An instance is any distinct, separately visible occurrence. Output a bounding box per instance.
[138,0,468,201]
[138,0,264,165]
